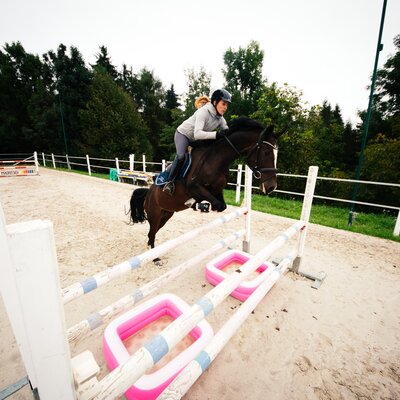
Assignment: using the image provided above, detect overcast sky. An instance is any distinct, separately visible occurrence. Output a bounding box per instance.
[1,0,399,125]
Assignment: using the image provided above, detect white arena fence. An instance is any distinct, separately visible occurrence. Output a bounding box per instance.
[1,151,399,236]
[41,151,400,237]
[1,166,319,399]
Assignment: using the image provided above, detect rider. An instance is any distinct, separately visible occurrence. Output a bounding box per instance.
[163,88,232,194]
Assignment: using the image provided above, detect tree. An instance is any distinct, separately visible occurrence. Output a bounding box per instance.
[362,138,400,206]
[79,68,151,158]
[341,121,359,171]
[157,84,183,159]
[251,82,314,174]
[165,84,180,110]
[223,40,265,117]
[131,68,167,161]
[0,42,59,152]
[93,45,118,81]
[44,44,92,154]
[252,82,306,131]
[183,67,211,117]
[374,35,400,120]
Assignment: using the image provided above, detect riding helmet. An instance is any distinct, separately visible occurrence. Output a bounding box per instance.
[211,89,232,104]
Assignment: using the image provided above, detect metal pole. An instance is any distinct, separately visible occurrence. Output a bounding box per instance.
[348,0,387,226]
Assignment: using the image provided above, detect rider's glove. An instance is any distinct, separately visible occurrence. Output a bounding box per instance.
[216,129,229,139]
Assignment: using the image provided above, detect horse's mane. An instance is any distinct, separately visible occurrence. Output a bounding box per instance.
[228,117,264,133]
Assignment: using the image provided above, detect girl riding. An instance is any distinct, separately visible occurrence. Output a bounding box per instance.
[163,88,232,194]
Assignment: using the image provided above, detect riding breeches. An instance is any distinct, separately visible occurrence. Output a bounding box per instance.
[174,130,190,160]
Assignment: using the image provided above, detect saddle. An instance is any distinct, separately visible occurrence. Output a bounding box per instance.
[154,153,192,186]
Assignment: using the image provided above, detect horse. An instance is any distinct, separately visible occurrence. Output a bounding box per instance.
[129,117,283,255]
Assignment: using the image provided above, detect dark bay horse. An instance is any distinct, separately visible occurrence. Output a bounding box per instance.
[130,117,282,251]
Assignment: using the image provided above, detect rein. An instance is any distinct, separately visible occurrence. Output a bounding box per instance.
[191,128,278,182]
[224,128,278,180]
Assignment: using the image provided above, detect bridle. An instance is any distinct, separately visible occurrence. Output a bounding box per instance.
[223,127,278,180]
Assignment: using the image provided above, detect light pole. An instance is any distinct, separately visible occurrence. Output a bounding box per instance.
[348,0,387,226]
[55,86,68,155]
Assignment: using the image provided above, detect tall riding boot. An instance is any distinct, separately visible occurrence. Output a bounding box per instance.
[163,157,184,194]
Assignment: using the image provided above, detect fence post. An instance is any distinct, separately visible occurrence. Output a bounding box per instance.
[33,151,39,169]
[42,152,46,167]
[129,154,134,171]
[142,154,146,172]
[0,206,75,399]
[292,166,318,273]
[242,165,252,253]
[65,155,71,170]
[235,164,243,204]
[394,210,400,237]
[51,153,56,169]
[86,155,91,176]
[162,159,166,172]
[115,157,120,174]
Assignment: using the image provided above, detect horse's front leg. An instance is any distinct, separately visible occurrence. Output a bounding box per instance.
[147,209,174,265]
[188,183,226,212]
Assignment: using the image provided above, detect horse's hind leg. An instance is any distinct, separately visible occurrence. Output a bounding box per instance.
[159,210,174,231]
[146,210,161,250]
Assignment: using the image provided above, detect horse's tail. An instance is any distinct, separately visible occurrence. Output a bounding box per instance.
[129,188,149,223]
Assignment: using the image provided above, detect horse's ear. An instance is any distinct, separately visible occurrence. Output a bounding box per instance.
[262,125,274,139]
[275,128,287,138]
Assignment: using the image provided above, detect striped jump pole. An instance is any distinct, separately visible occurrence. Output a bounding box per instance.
[62,170,252,304]
[158,249,298,399]
[66,229,246,343]
[61,207,249,304]
[91,220,305,399]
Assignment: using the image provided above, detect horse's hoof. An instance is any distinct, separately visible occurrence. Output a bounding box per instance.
[153,258,166,267]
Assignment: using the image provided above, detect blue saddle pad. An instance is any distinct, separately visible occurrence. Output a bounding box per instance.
[154,154,192,186]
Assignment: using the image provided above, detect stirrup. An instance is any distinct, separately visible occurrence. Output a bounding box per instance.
[163,181,175,194]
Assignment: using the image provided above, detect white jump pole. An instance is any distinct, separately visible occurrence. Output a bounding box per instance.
[0,207,75,400]
[62,207,249,304]
[91,220,304,399]
[242,165,252,253]
[142,154,146,172]
[158,249,298,399]
[130,154,135,171]
[67,229,246,343]
[115,157,120,174]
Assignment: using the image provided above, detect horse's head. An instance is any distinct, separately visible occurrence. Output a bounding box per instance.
[246,125,282,195]
[227,117,284,195]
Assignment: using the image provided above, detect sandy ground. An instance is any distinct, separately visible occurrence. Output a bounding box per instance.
[0,168,399,400]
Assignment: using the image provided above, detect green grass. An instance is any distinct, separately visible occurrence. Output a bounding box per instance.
[54,166,110,180]
[224,190,400,242]
[44,166,399,242]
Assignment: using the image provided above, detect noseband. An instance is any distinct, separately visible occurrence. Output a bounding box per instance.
[224,127,278,180]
